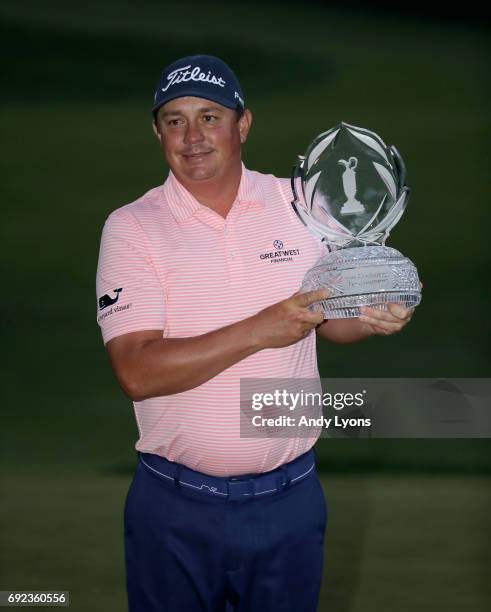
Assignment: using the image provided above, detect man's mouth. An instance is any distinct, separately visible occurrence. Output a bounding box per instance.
[182,150,213,159]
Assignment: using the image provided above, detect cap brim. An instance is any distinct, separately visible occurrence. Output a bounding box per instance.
[152,89,243,117]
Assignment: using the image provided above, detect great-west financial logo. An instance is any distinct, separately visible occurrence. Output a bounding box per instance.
[259,240,300,264]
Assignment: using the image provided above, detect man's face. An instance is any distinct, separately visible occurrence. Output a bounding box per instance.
[153,96,252,184]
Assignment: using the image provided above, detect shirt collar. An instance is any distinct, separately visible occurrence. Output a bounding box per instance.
[162,162,265,223]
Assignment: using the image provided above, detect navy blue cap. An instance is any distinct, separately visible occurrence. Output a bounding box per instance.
[152,55,245,118]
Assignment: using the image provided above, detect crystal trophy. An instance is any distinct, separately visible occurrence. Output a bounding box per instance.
[291,122,422,318]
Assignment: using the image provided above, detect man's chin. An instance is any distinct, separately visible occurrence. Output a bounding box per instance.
[180,167,218,182]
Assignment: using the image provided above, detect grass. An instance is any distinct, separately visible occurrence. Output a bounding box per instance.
[1,469,489,611]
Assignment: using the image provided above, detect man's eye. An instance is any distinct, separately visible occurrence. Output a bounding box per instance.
[168,119,183,127]
[203,115,217,123]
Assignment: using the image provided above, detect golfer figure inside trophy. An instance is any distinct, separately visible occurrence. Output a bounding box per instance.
[292,122,422,318]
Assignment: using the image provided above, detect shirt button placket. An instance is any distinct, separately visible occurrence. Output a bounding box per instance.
[224,222,242,284]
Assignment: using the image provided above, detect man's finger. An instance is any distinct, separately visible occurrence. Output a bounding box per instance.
[370,324,394,336]
[360,305,411,321]
[295,289,330,307]
[387,304,413,320]
[359,313,404,332]
[304,311,325,327]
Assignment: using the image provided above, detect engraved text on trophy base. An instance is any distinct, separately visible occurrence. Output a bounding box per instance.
[341,266,393,293]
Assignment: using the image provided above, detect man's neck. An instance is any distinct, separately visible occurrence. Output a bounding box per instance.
[176,162,243,219]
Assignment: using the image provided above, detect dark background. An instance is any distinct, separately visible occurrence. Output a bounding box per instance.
[1,1,490,610]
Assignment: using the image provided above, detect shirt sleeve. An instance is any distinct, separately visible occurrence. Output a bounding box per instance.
[96,209,166,345]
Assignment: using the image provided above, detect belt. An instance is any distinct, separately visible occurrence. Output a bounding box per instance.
[138,449,316,500]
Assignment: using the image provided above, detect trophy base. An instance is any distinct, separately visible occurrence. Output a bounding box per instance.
[312,291,421,319]
[301,245,422,319]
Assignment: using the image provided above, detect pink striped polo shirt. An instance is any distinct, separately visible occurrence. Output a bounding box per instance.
[96,163,327,476]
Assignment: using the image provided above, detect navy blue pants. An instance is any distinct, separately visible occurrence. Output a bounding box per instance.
[124,449,327,611]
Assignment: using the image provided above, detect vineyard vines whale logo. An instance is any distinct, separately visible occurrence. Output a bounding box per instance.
[160,65,226,93]
[99,288,122,310]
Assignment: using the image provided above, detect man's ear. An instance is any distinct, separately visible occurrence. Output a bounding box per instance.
[239,109,252,144]
[152,119,162,143]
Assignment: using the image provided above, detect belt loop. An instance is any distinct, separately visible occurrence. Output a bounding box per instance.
[173,464,182,489]
[280,465,292,490]
[226,480,241,500]
[249,478,257,496]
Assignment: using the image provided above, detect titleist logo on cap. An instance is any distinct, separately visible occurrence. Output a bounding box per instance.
[161,65,227,93]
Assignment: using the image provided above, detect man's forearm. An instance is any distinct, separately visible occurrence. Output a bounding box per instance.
[316,317,374,344]
[108,289,327,401]
[124,318,262,400]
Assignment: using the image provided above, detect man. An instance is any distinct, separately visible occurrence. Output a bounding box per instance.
[96,55,413,611]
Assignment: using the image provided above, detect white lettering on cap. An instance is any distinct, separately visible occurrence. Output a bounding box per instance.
[161,65,227,93]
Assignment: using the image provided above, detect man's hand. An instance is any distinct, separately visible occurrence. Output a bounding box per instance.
[358,303,414,336]
[316,286,420,343]
[250,289,328,350]
[357,280,422,337]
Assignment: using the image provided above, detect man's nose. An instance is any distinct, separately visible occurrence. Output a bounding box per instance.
[183,122,205,144]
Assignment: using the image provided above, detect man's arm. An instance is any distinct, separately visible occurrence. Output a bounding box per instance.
[107,290,327,401]
[316,304,414,344]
